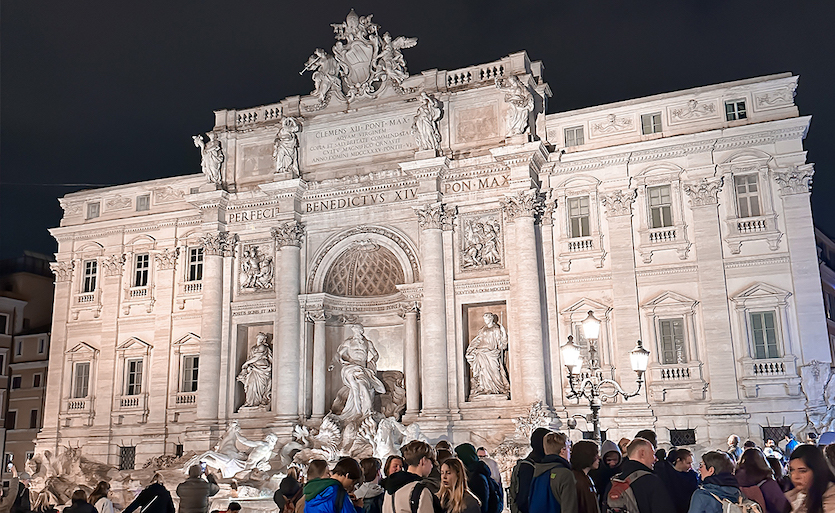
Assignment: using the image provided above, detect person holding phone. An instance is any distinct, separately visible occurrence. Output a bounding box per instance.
[177,465,219,513]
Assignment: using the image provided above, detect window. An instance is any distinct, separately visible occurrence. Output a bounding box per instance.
[564,126,584,148]
[125,358,143,395]
[670,429,697,446]
[175,444,184,457]
[0,314,8,335]
[188,248,203,282]
[134,254,150,287]
[83,260,98,293]
[725,100,747,121]
[33,374,41,388]
[659,318,687,364]
[190,187,200,194]
[750,312,779,359]
[0,355,5,374]
[568,196,591,238]
[38,338,45,354]
[29,409,38,429]
[762,426,790,444]
[16,341,22,356]
[582,431,607,442]
[182,355,199,392]
[5,411,15,430]
[11,376,21,389]
[641,113,662,134]
[86,202,100,219]
[136,194,151,212]
[73,362,90,398]
[734,175,761,218]
[647,185,673,228]
[118,446,136,470]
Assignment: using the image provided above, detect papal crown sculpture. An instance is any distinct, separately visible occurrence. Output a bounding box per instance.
[301,9,417,109]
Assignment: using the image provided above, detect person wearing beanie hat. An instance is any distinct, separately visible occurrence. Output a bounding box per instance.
[455,443,498,513]
[273,476,303,513]
[509,428,551,513]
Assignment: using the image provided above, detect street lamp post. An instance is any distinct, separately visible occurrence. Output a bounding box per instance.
[561,311,650,445]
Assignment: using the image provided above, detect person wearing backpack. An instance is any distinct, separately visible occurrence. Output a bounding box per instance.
[303,457,363,513]
[688,451,752,513]
[382,440,440,513]
[528,432,576,512]
[604,437,674,513]
[454,443,502,513]
[509,427,550,513]
[735,448,790,513]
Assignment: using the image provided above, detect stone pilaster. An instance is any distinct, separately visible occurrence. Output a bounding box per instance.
[501,189,548,404]
[148,248,178,428]
[414,203,454,416]
[401,302,421,417]
[683,177,744,403]
[775,165,830,363]
[272,221,305,421]
[196,231,236,427]
[307,307,328,418]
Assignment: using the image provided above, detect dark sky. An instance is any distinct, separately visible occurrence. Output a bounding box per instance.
[2,1,834,260]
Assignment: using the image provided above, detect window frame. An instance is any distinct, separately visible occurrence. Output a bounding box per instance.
[658,317,688,364]
[567,196,591,238]
[38,338,46,354]
[181,355,199,393]
[641,112,662,135]
[86,202,101,220]
[29,409,39,429]
[187,247,204,282]
[15,340,22,357]
[11,376,21,390]
[734,173,762,219]
[647,184,674,229]
[5,411,16,430]
[749,310,780,359]
[0,314,8,335]
[124,358,144,396]
[133,253,150,287]
[32,373,42,388]
[73,361,91,398]
[725,99,747,121]
[564,126,585,148]
[82,260,98,293]
[136,194,151,212]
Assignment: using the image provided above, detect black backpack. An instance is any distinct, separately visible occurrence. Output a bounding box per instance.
[485,475,504,513]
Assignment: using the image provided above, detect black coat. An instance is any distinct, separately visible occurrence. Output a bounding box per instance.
[123,484,176,513]
[604,459,675,513]
[175,476,219,513]
[654,460,698,513]
[62,502,97,513]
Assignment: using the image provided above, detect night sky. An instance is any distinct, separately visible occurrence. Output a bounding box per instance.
[2,1,834,260]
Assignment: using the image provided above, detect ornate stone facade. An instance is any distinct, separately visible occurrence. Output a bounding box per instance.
[38,33,828,470]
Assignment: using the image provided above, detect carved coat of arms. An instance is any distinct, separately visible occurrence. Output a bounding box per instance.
[301,10,417,109]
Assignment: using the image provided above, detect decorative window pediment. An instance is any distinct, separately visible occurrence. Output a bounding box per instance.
[641,290,698,315]
[552,176,605,271]
[634,165,691,263]
[173,333,200,346]
[116,337,153,352]
[66,342,99,357]
[731,282,792,307]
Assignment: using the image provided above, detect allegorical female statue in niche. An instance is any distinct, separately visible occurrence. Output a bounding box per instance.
[237,332,272,410]
[331,324,386,420]
[466,312,510,397]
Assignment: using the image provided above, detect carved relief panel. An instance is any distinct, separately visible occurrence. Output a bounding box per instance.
[459,212,504,272]
[238,242,274,293]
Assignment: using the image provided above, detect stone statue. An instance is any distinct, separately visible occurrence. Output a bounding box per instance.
[463,217,502,268]
[236,332,272,410]
[192,132,224,185]
[273,117,301,176]
[495,75,534,136]
[240,246,273,290]
[412,92,442,151]
[466,313,510,397]
[185,421,279,478]
[330,324,386,420]
[375,32,417,85]
[301,48,344,105]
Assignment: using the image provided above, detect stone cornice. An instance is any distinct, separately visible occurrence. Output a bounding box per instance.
[724,256,790,269]
[453,277,510,295]
[187,190,230,211]
[489,142,549,173]
[258,178,308,201]
[399,156,451,180]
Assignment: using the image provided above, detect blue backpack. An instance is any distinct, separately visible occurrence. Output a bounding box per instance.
[485,475,504,513]
[527,469,561,513]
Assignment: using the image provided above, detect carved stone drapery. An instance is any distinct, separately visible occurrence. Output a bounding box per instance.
[601,189,637,217]
[683,177,724,207]
[273,117,301,177]
[774,165,814,195]
[495,75,534,136]
[500,189,544,223]
[239,244,274,290]
[101,254,126,277]
[412,92,443,151]
[50,260,74,282]
[156,248,179,271]
[272,221,305,247]
[461,215,503,269]
[414,203,456,230]
[199,231,237,256]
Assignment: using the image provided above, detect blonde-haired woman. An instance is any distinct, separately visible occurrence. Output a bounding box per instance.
[438,457,481,513]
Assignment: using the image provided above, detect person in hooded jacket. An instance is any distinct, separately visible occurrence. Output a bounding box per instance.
[604,438,674,513]
[303,457,362,513]
[454,444,494,513]
[529,432,576,512]
[654,448,699,513]
[382,440,437,513]
[510,427,549,513]
[589,439,622,509]
[355,458,384,513]
[688,451,742,513]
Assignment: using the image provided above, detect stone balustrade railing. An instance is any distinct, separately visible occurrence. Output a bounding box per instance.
[235,104,283,127]
[446,59,507,88]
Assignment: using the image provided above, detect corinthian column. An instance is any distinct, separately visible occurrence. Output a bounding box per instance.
[272,221,305,421]
[307,307,328,419]
[501,190,547,404]
[414,203,455,416]
[196,231,236,424]
[401,302,421,416]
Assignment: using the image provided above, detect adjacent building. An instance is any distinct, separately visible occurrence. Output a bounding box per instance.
[35,14,832,469]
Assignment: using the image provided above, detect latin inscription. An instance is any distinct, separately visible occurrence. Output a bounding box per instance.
[444,174,509,194]
[305,188,417,213]
[305,115,414,165]
[227,207,281,224]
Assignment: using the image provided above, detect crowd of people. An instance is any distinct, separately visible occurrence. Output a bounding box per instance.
[3,429,835,513]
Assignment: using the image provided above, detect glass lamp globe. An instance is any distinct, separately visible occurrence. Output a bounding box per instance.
[581,310,601,341]
[630,340,650,374]
[561,335,582,373]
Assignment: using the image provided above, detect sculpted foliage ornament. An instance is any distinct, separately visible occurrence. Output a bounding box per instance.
[50,260,74,282]
[192,132,224,185]
[199,231,237,256]
[500,189,544,222]
[683,177,724,207]
[273,117,301,177]
[412,92,443,151]
[301,10,417,109]
[601,189,637,217]
[495,75,534,136]
[156,248,179,271]
[414,202,456,230]
[101,254,126,276]
[774,165,814,195]
[272,221,305,247]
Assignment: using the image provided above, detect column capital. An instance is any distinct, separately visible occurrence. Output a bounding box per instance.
[50,260,74,282]
[414,202,457,230]
[199,231,238,256]
[272,221,305,247]
[500,189,544,223]
[156,248,179,271]
[305,308,327,323]
[774,164,814,196]
[399,301,421,318]
[601,188,637,217]
[101,254,126,276]
[683,177,724,207]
